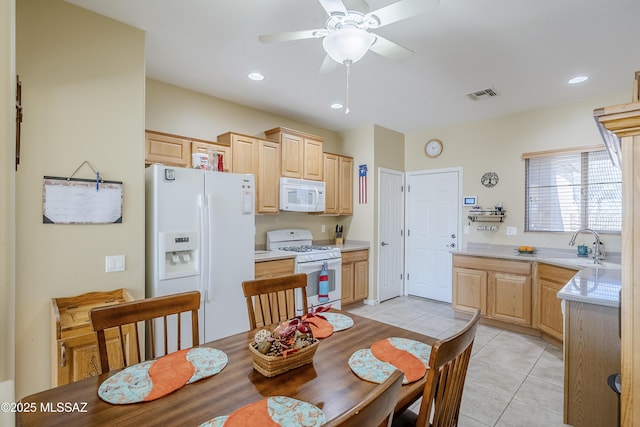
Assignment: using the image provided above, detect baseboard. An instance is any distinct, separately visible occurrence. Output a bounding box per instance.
[363,299,379,306]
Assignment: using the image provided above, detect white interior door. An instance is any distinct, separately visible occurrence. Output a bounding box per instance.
[406,169,460,302]
[378,169,405,302]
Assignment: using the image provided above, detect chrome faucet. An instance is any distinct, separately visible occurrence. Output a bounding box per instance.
[568,228,603,264]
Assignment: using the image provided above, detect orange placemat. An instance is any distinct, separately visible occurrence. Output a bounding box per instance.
[371,339,425,383]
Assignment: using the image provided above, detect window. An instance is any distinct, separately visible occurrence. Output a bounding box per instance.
[525,148,621,233]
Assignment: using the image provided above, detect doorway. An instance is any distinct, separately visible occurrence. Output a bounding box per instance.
[405,168,461,302]
[378,168,404,302]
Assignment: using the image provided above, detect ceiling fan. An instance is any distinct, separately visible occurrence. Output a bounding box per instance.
[259,0,439,72]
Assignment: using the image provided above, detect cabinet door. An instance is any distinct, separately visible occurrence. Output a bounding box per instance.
[537,263,577,341]
[338,156,353,215]
[488,272,532,325]
[342,262,355,304]
[255,258,295,279]
[192,141,232,172]
[452,267,487,314]
[323,153,339,214]
[145,132,190,167]
[281,133,303,178]
[538,278,564,340]
[55,326,136,385]
[231,134,257,175]
[303,137,324,181]
[257,140,280,213]
[354,259,369,301]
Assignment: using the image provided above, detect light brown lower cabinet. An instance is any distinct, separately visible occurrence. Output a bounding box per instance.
[564,300,620,426]
[341,249,369,305]
[51,289,137,386]
[537,263,578,341]
[452,255,533,327]
[254,258,295,279]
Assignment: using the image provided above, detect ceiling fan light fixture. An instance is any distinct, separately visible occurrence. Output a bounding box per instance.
[322,27,375,64]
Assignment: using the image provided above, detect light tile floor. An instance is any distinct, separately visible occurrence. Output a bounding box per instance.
[344,296,571,427]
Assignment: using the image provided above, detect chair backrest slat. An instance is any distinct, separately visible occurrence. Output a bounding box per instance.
[89,291,201,374]
[415,309,481,427]
[242,273,308,329]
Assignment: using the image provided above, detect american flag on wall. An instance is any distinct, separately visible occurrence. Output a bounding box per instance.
[358,164,367,204]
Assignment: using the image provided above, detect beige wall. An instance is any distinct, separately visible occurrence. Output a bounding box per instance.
[15,0,145,398]
[146,79,354,245]
[405,92,627,252]
[1,0,16,423]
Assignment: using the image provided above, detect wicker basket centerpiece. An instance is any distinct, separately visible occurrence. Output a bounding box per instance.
[249,317,319,377]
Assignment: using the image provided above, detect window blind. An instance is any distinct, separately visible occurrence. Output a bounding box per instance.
[525,150,621,233]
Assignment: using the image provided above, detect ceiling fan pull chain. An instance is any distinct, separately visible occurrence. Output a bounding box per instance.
[345,61,351,114]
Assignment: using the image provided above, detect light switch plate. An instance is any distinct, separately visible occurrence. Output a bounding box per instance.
[106,255,125,272]
[506,226,517,236]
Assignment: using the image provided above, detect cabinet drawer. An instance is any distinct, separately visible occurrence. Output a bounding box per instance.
[341,249,368,263]
[453,254,531,275]
[255,258,295,278]
[538,263,578,283]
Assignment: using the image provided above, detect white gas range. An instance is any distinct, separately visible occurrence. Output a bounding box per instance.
[266,229,342,312]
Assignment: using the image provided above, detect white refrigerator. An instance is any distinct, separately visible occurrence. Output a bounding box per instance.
[145,164,255,353]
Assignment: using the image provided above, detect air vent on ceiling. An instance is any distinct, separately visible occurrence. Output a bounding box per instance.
[466,87,500,101]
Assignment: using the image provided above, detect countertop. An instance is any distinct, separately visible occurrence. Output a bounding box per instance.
[453,243,621,307]
[254,240,370,262]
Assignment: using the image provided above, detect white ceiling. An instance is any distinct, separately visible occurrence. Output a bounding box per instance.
[66,0,640,133]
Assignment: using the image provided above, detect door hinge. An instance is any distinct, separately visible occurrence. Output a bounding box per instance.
[400,229,403,236]
[407,273,410,280]
[407,185,410,192]
[401,185,404,192]
[407,230,410,237]
[400,273,403,280]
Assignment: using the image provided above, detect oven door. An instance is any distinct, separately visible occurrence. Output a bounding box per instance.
[295,257,342,314]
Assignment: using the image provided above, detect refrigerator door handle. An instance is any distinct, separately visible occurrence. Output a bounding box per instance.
[198,194,208,303]
[205,194,216,303]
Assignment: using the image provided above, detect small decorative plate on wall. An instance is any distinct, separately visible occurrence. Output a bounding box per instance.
[481,172,499,188]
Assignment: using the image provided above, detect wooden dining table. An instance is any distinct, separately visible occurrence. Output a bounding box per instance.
[17,310,437,426]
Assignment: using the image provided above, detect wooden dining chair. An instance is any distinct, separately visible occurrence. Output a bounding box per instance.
[242,273,308,329]
[393,309,482,427]
[89,290,201,374]
[324,369,404,427]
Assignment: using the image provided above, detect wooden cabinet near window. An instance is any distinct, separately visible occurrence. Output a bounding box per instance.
[453,255,533,328]
[537,263,577,342]
[323,153,354,215]
[51,289,137,386]
[218,132,280,213]
[264,127,324,181]
[341,249,369,305]
[145,130,191,167]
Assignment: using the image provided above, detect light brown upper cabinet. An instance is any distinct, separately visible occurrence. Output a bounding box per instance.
[191,141,231,172]
[145,130,191,167]
[264,127,323,181]
[218,132,280,214]
[323,152,353,215]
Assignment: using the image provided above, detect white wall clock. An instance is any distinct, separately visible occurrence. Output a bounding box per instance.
[481,172,499,188]
[425,139,443,158]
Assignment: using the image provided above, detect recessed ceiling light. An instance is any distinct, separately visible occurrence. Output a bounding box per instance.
[248,72,264,81]
[331,103,343,109]
[568,75,589,84]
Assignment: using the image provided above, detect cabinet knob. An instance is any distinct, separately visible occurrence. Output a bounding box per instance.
[446,243,456,248]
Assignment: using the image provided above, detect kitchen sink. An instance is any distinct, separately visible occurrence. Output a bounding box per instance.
[543,257,621,270]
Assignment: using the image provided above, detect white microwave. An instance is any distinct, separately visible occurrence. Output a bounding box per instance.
[279,177,325,212]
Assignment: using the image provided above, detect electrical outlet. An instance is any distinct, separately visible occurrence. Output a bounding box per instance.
[106,255,125,272]
[321,224,326,233]
[464,225,470,234]
[506,226,517,236]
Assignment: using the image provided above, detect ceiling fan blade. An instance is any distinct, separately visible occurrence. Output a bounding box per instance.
[368,35,414,63]
[319,54,339,74]
[365,0,439,28]
[317,0,348,16]
[259,29,327,44]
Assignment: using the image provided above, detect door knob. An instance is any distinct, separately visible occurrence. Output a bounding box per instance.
[451,234,456,238]
[381,242,389,246]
